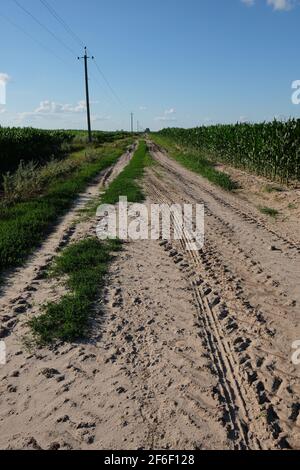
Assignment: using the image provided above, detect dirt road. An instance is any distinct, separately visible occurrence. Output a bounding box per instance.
[0,142,299,450]
[144,142,300,450]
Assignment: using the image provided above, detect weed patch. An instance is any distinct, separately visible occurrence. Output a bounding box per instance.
[259,206,279,218]
[29,238,121,343]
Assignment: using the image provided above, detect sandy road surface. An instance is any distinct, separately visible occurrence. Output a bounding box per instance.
[0,141,299,450]
[143,142,300,449]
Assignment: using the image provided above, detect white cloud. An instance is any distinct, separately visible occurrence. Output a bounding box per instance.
[274,113,289,120]
[154,116,177,122]
[16,99,111,127]
[241,0,297,10]
[155,108,177,122]
[0,73,11,84]
[35,100,86,114]
[267,0,295,9]
[164,108,176,115]
[18,100,87,121]
[91,114,111,123]
[0,73,10,106]
[139,106,147,111]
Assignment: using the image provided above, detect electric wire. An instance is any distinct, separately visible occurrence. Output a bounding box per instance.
[13,0,77,57]
[0,12,70,66]
[39,0,85,48]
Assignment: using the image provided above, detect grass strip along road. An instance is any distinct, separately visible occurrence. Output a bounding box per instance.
[0,139,132,277]
[29,238,122,343]
[30,140,151,344]
[151,134,237,191]
[101,140,152,205]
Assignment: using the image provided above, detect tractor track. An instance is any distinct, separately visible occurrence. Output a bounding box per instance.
[145,179,262,450]
[143,141,300,449]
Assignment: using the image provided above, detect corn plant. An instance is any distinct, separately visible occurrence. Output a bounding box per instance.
[159,119,300,184]
[0,127,74,175]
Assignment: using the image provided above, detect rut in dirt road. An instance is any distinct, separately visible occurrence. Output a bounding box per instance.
[144,141,300,450]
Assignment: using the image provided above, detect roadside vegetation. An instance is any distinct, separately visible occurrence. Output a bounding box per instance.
[0,127,73,176]
[0,138,132,276]
[101,140,152,204]
[151,134,237,191]
[29,139,153,344]
[72,130,132,146]
[0,126,132,177]
[259,206,279,218]
[2,158,78,205]
[29,237,122,343]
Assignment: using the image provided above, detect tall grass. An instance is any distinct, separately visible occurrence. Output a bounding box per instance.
[0,141,130,276]
[1,159,79,205]
[0,127,74,175]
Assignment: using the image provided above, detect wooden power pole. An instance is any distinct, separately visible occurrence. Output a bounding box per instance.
[131,112,134,133]
[78,47,94,143]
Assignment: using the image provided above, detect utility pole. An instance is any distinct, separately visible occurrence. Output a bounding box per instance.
[78,47,94,143]
[131,112,134,133]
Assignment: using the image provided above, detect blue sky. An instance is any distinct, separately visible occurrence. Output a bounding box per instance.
[0,0,300,131]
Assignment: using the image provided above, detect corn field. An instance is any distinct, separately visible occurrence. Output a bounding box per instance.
[159,119,300,184]
[0,127,74,175]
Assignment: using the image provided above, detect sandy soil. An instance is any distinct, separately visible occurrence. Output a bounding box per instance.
[0,141,299,450]
[215,162,300,244]
[144,142,300,449]
[1,236,230,450]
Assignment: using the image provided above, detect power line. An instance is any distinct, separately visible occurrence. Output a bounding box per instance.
[89,72,117,109]
[37,0,125,112]
[93,59,126,109]
[1,12,120,134]
[0,13,69,66]
[11,0,130,128]
[13,0,77,57]
[1,13,112,125]
[36,0,126,113]
[39,0,85,48]
[36,0,127,113]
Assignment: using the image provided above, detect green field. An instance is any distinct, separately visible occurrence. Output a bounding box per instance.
[157,120,300,184]
[0,126,132,176]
